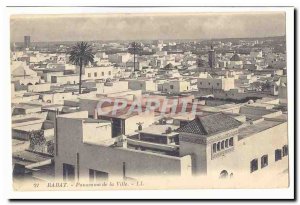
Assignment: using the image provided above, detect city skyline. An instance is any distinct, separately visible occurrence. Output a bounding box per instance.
[10,12,286,42]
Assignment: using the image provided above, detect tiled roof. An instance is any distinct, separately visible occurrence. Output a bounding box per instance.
[176,113,242,136]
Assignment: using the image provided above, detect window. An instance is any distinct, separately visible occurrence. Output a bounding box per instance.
[63,163,75,181]
[250,159,258,173]
[229,137,234,146]
[109,71,112,75]
[123,162,126,179]
[88,73,91,77]
[212,143,217,153]
[89,169,109,183]
[275,149,282,161]
[94,72,97,77]
[102,72,104,76]
[221,141,225,149]
[219,170,228,179]
[225,139,229,148]
[217,83,220,86]
[199,82,202,85]
[283,145,288,157]
[170,85,174,89]
[208,82,211,86]
[217,142,220,151]
[261,155,268,168]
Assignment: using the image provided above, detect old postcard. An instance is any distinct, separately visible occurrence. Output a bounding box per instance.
[7,6,294,198]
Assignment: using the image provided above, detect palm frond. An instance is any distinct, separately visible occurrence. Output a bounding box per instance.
[68,41,95,66]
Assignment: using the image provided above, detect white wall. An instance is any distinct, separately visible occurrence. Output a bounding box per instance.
[55,115,192,181]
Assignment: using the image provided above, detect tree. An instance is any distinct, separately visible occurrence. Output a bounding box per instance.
[251,81,263,91]
[29,130,46,152]
[262,81,272,91]
[68,42,94,94]
[46,140,54,155]
[197,58,208,68]
[128,42,142,71]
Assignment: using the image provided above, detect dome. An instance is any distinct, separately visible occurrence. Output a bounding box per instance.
[248,100,254,104]
[230,53,241,61]
[165,63,174,69]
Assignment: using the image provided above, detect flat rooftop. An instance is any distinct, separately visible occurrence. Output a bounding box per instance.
[267,113,288,121]
[12,117,41,124]
[13,104,41,109]
[83,118,111,124]
[140,124,179,137]
[238,119,283,140]
[12,139,28,146]
[13,150,52,166]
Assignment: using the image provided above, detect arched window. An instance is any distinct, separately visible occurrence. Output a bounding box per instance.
[217,142,221,151]
[282,145,288,157]
[250,159,258,173]
[229,137,234,146]
[275,149,282,161]
[225,139,229,148]
[221,141,225,149]
[219,170,228,179]
[212,143,216,153]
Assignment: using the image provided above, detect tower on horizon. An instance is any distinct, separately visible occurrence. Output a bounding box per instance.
[24,36,30,49]
[208,45,216,69]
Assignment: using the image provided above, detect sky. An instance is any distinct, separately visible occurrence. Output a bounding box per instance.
[10,12,286,42]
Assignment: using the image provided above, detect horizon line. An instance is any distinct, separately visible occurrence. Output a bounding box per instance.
[11,35,286,44]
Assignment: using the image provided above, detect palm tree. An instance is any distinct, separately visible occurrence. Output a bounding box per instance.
[68,42,94,94]
[128,42,142,71]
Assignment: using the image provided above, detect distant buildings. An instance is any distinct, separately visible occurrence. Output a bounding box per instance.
[208,45,216,69]
[197,72,235,95]
[82,66,114,81]
[127,79,157,92]
[227,53,243,69]
[24,36,30,49]
[10,37,289,185]
[162,79,191,94]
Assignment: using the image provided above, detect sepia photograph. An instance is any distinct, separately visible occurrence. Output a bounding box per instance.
[3,5,295,200]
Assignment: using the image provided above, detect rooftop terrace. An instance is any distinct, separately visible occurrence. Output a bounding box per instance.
[238,119,283,140]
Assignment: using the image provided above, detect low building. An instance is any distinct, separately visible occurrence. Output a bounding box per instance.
[127,79,157,92]
[197,73,235,95]
[162,80,191,94]
[227,53,243,69]
[83,66,114,80]
[51,75,79,85]
[54,111,192,181]
[27,83,52,93]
